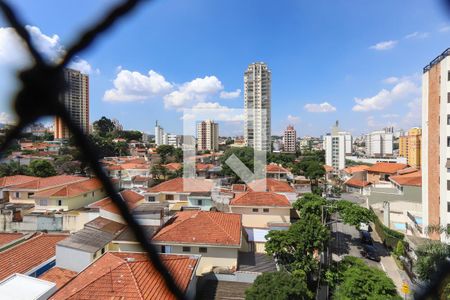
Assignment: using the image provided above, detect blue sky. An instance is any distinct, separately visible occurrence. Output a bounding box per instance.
[0,0,449,136]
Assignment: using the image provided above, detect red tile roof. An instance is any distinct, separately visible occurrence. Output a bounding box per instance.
[50,252,199,300]
[266,163,289,173]
[0,233,67,281]
[148,178,214,193]
[0,175,38,188]
[6,175,87,191]
[323,165,334,172]
[230,191,291,207]
[366,162,408,174]
[163,163,182,171]
[231,184,247,192]
[0,233,24,248]
[89,190,144,215]
[34,178,103,198]
[153,211,241,246]
[196,163,215,171]
[247,178,295,193]
[345,178,371,188]
[390,170,422,187]
[38,267,77,289]
[343,165,370,174]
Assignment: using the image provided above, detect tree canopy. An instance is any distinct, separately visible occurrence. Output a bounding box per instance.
[93,116,116,137]
[156,145,176,164]
[29,159,57,177]
[245,271,313,300]
[415,242,450,281]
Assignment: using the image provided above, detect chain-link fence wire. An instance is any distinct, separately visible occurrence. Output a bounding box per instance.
[0,0,187,299]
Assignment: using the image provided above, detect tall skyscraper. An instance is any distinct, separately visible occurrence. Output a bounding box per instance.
[54,68,89,139]
[197,120,219,152]
[422,48,450,241]
[283,125,297,153]
[244,62,271,152]
[365,130,393,157]
[324,121,346,173]
[399,127,422,168]
[338,131,353,155]
[154,121,164,146]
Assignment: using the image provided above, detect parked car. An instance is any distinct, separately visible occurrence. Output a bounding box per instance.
[359,230,373,245]
[361,244,381,262]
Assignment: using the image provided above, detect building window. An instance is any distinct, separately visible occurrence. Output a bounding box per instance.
[58,200,62,206]
[447,115,450,125]
[40,199,48,206]
[15,192,19,198]
[166,194,174,201]
[448,92,450,103]
[101,247,105,254]
[92,192,95,197]
[148,196,156,202]
[182,246,191,252]
[83,193,87,197]
[28,193,34,198]
[448,71,450,81]
[263,208,269,213]
[448,137,450,147]
[252,208,259,212]
[197,199,203,206]
[448,202,450,213]
[199,247,207,253]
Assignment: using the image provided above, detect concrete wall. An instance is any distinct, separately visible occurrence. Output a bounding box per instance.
[35,189,107,211]
[56,245,93,272]
[229,206,290,228]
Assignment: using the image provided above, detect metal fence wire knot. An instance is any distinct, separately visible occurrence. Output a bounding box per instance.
[0,0,186,299]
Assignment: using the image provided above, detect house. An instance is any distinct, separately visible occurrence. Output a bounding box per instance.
[49,252,199,300]
[247,178,298,202]
[32,178,107,211]
[344,177,371,195]
[145,178,214,211]
[0,175,38,202]
[88,190,145,223]
[152,211,245,275]
[323,165,334,181]
[0,232,26,251]
[0,233,67,281]
[55,217,126,272]
[229,191,291,253]
[38,267,77,289]
[5,175,88,205]
[266,163,290,181]
[341,165,370,181]
[292,175,312,195]
[0,273,57,300]
[187,192,215,210]
[366,162,408,185]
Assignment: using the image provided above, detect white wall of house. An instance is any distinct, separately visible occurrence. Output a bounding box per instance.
[56,245,93,272]
[229,206,290,228]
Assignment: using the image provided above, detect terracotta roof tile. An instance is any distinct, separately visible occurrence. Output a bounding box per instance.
[38,267,77,289]
[0,233,24,248]
[0,233,67,281]
[147,178,214,193]
[266,163,288,173]
[153,211,241,246]
[390,170,422,187]
[7,175,88,191]
[323,165,334,172]
[34,178,103,198]
[196,163,215,171]
[247,178,295,193]
[0,175,38,188]
[89,190,144,215]
[230,191,291,207]
[50,252,199,300]
[231,184,247,192]
[345,177,371,188]
[163,163,182,171]
[366,162,408,174]
[343,165,370,174]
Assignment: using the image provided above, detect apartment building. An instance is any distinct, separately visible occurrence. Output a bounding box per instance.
[55,68,89,140]
[422,48,450,241]
[365,130,394,157]
[197,120,219,152]
[244,62,271,152]
[324,121,346,173]
[399,127,422,168]
[283,125,297,153]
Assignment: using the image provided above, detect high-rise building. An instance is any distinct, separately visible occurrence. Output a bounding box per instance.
[154,121,164,146]
[365,130,393,157]
[399,127,422,168]
[422,48,450,241]
[244,62,271,152]
[283,125,297,153]
[338,131,353,155]
[54,68,89,139]
[324,121,345,173]
[197,120,219,152]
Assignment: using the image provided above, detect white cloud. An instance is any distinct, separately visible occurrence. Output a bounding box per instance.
[403,98,421,127]
[352,79,420,112]
[0,112,13,124]
[103,69,173,102]
[304,102,336,113]
[220,89,241,99]
[382,77,399,84]
[164,76,223,109]
[182,102,244,122]
[0,25,94,74]
[369,40,398,51]
[439,25,450,32]
[287,114,300,123]
[382,113,400,118]
[404,31,429,39]
[367,115,397,129]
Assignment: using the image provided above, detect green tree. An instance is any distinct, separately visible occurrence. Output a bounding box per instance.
[53,155,82,175]
[336,200,375,226]
[292,193,327,217]
[93,117,116,137]
[0,161,31,177]
[29,160,56,177]
[245,271,313,300]
[117,130,142,141]
[156,145,175,164]
[220,147,255,182]
[415,242,450,281]
[151,164,168,182]
[174,148,183,163]
[394,241,405,257]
